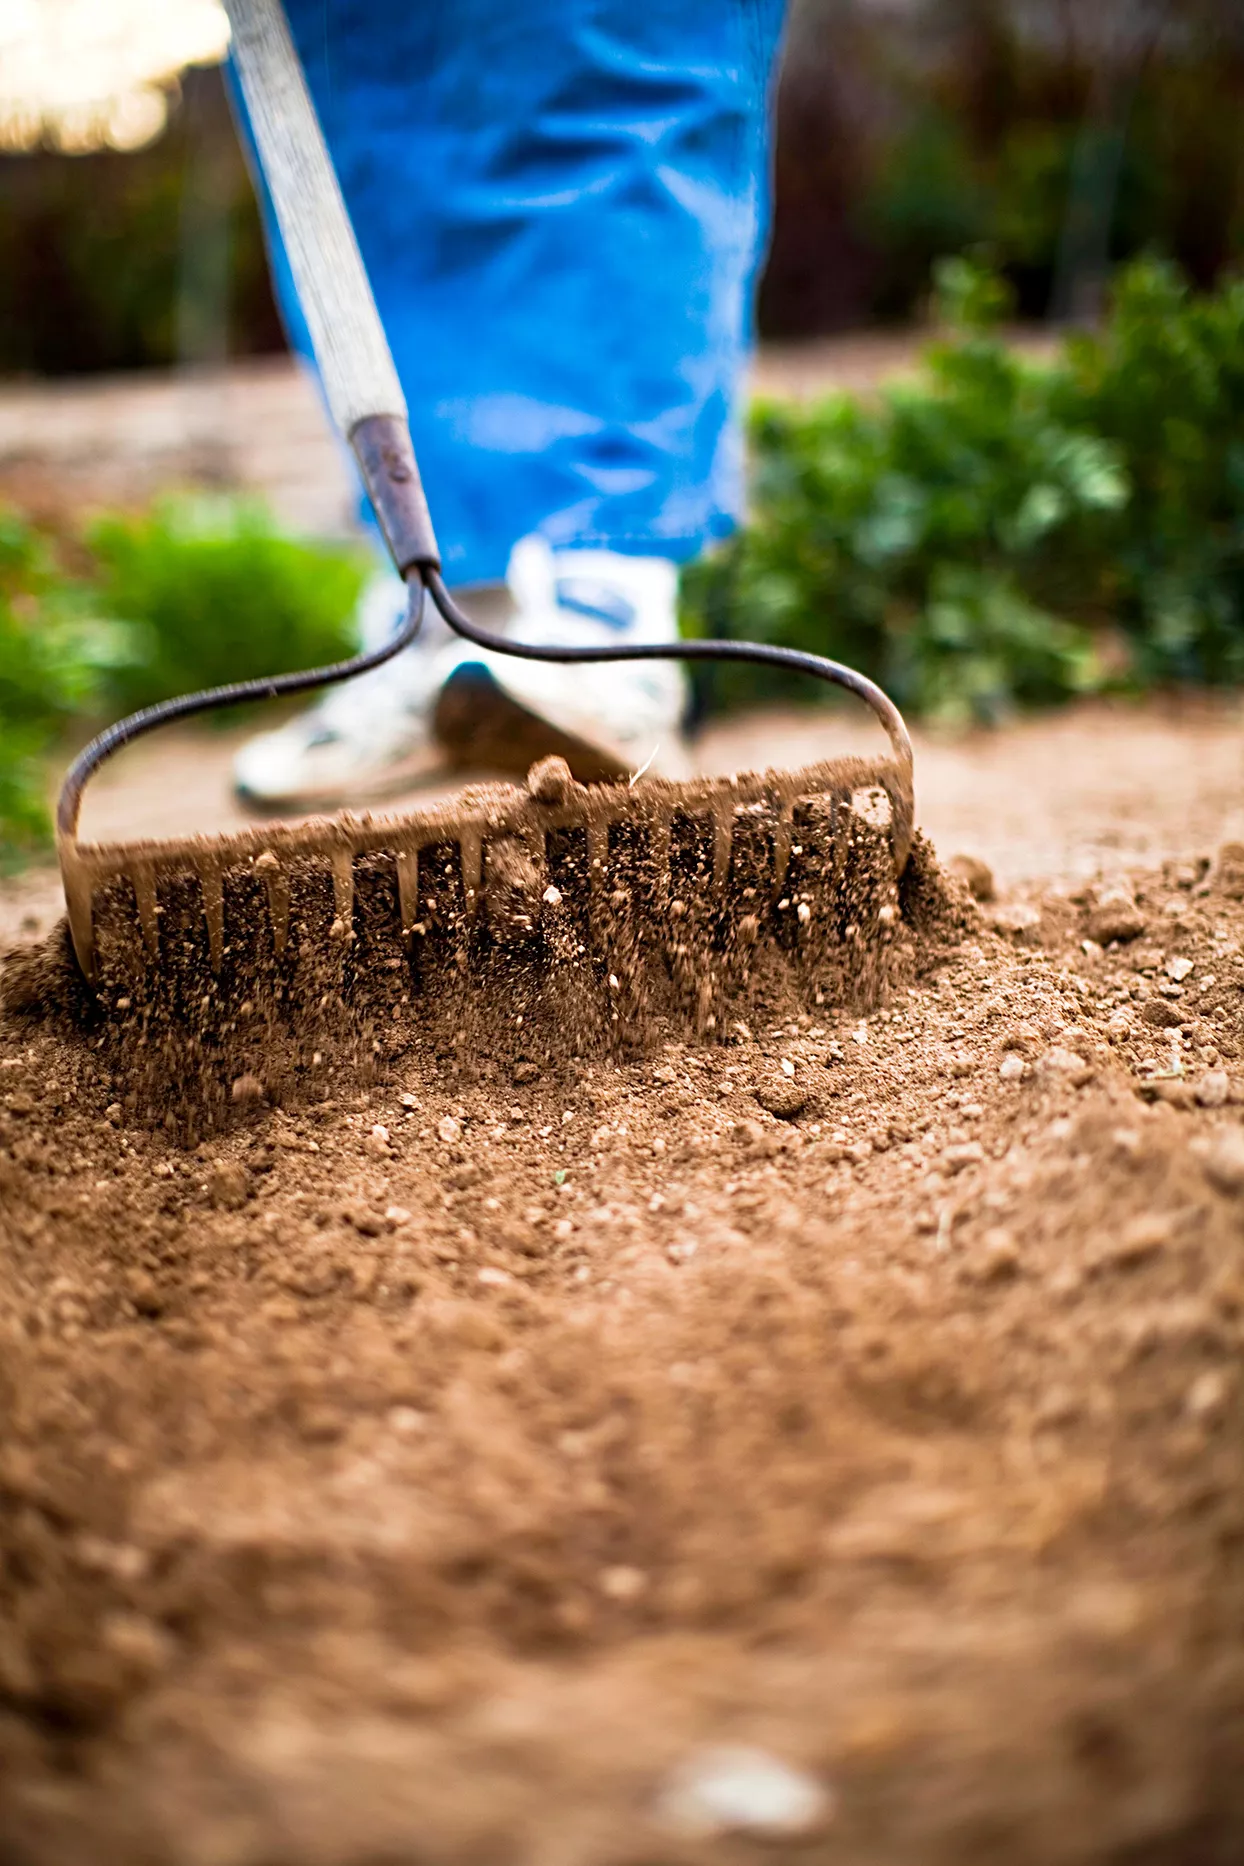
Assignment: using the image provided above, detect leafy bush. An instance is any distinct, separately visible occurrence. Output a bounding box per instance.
[683,258,1244,723]
[1058,262,1244,686]
[0,500,365,866]
[88,499,367,713]
[0,511,138,867]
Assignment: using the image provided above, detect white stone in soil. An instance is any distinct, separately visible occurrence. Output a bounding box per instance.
[654,1745,832,1838]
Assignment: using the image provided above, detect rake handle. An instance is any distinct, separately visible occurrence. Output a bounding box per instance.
[223,0,399,436]
[223,0,439,570]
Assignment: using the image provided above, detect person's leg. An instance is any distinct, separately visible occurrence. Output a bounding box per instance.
[234,0,786,804]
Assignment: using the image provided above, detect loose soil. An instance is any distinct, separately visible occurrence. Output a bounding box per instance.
[4,718,1244,1864]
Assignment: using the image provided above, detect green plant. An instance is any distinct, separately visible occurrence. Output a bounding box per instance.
[0,499,366,867]
[0,510,139,866]
[683,258,1244,723]
[87,498,367,713]
[1059,260,1244,684]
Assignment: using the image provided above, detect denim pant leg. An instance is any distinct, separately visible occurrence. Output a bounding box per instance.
[235,0,786,585]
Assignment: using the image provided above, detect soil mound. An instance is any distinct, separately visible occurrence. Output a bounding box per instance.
[7,814,956,1140]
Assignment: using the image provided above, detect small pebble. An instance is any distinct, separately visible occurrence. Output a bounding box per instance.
[654,1746,832,1840]
[365,1123,392,1156]
[388,1405,426,1436]
[599,1564,647,1601]
[1195,1071,1230,1109]
[126,1270,162,1316]
[943,1141,985,1174]
[998,1053,1026,1083]
[230,1073,266,1107]
[1186,1369,1231,1423]
[343,1204,385,1237]
[1037,1047,1092,1087]
[1087,1214,1172,1271]
[990,902,1041,942]
[437,1115,463,1144]
[1166,956,1194,981]
[101,1612,174,1676]
[1203,1129,1244,1195]
[964,1229,1020,1283]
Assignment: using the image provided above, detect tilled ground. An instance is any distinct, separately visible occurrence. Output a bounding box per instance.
[4,833,1244,1864]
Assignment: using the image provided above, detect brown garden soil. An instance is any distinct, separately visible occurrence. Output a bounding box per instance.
[4,701,1244,1865]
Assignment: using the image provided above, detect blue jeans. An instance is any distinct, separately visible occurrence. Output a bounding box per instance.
[236,0,785,585]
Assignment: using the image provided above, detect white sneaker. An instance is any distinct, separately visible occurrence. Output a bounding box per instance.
[233,538,690,810]
[433,537,691,784]
[232,571,448,809]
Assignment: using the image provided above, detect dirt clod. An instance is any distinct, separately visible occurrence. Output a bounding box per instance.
[1141,998,1185,1029]
[1086,890,1147,945]
[205,1159,250,1209]
[754,1073,809,1118]
[526,754,574,804]
[1036,1046,1093,1087]
[949,853,996,902]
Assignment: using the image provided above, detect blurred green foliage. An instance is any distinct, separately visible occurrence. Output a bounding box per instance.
[0,502,364,866]
[683,259,1244,722]
[88,500,367,712]
[0,512,136,866]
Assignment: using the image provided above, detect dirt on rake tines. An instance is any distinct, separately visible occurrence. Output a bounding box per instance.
[3,836,1244,1866]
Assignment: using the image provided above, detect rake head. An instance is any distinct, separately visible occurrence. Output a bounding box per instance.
[52,548,916,1123]
[62,746,913,982]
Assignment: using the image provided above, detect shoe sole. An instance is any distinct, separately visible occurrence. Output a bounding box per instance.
[432,662,632,784]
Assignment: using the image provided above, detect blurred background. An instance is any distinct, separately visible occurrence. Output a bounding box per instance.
[4,0,1242,370]
[1,0,1243,867]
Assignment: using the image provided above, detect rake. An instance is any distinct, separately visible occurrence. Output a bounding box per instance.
[54,0,915,1063]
